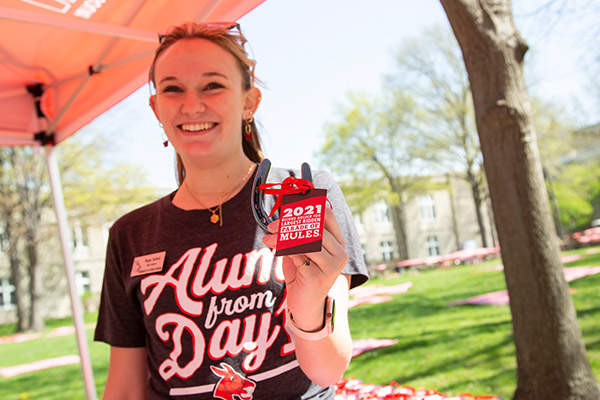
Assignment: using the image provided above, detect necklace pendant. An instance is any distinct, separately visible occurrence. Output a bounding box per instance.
[210,214,220,224]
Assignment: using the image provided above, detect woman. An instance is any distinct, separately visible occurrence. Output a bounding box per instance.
[94,22,368,399]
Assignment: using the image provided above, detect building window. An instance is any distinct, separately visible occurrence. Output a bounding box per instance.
[0,277,16,310]
[76,271,91,296]
[361,243,367,264]
[72,220,89,249]
[380,241,394,261]
[354,213,363,226]
[418,194,436,221]
[427,235,440,256]
[0,225,7,251]
[374,202,391,224]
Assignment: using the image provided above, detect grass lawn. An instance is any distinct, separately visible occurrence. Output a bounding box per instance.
[345,246,600,398]
[0,312,109,399]
[0,246,599,399]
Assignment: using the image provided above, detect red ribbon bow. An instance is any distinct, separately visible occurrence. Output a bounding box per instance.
[258,176,315,218]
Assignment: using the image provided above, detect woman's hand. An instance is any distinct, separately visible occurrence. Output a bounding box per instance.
[262,207,348,331]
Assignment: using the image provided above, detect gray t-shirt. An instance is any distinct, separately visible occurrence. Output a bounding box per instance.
[95,166,368,399]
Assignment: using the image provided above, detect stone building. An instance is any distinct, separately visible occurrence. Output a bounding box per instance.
[0,211,109,325]
[355,175,496,268]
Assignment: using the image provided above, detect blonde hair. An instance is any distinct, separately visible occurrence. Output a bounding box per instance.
[149,22,263,184]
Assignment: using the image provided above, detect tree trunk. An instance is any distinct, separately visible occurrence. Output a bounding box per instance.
[390,201,409,260]
[12,146,46,333]
[6,221,28,332]
[1,202,28,331]
[485,191,498,247]
[447,174,461,250]
[26,232,44,332]
[385,173,410,261]
[466,169,489,247]
[439,1,600,399]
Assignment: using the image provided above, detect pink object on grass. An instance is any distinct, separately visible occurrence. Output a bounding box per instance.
[0,355,80,378]
[348,282,413,308]
[352,338,398,357]
[451,266,600,306]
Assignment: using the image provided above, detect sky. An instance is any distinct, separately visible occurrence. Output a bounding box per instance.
[79,0,598,190]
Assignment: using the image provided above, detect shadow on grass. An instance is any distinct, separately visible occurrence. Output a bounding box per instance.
[350,291,511,335]
[577,306,600,317]
[585,338,600,352]
[348,326,515,395]
[564,252,600,267]
[349,319,515,396]
[353,314,513,359]
[446,367,515,399]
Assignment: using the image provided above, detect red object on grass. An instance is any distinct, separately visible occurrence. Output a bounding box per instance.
[334,378,503,399]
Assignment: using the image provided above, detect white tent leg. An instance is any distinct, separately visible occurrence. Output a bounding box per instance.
[44,145,97,400]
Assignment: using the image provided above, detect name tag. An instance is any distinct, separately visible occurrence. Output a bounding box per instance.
[131,251,166,277]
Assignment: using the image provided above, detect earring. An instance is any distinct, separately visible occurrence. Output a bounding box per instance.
[159,124,169,147]
[244,116,253,141]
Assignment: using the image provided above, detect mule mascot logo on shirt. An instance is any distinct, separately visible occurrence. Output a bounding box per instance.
[211,363,256,400]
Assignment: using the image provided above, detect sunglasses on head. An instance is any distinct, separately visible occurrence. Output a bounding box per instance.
[158,22,241,44]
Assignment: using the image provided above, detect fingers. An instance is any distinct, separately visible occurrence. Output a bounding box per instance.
[281,255,298,286]
[323,207,346,249]
[267,218,280,233]
[295,259,312,268]
[261,219,279,249]
[315,228,348,275]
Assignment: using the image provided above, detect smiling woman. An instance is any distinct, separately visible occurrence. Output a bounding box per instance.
[149,37,260,178]
[93,21,368,400]
[148,23,263,187]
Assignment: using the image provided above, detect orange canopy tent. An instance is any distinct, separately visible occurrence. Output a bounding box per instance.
[0,1,265,398]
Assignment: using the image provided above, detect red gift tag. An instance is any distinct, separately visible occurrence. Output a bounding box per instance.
[275,188,327,256]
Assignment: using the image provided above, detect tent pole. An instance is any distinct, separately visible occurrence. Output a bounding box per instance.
[44,145,97,400]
